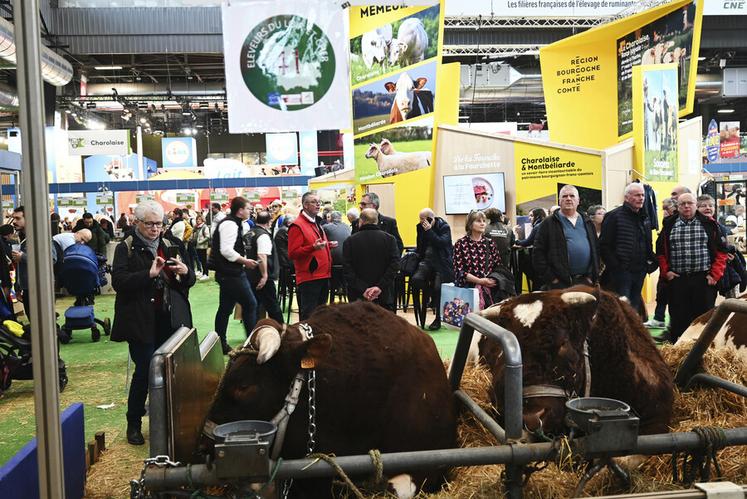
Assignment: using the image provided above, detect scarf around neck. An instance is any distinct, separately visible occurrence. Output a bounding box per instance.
[134,228,160,257]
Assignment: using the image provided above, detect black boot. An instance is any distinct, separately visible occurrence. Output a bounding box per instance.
[428,317,441,331]
[221,338,231,355]
[127,423,145,446]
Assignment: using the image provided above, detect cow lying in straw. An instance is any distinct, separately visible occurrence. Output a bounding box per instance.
[472,286,674,437]
[202,301,456,498]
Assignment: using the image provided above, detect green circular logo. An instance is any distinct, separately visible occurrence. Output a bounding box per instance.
[240,15,336,111]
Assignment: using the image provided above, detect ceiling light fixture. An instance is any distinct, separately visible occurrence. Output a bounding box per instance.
[94,65,123,70]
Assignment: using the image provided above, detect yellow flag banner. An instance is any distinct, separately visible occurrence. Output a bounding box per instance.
[540,0,703,150]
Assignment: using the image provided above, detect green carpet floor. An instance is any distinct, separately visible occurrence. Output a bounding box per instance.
[0,277,462,465]
[0,277,667,465]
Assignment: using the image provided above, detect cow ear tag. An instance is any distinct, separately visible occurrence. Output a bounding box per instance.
[301,357,316,369]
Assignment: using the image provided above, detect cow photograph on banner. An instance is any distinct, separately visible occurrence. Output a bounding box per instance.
[617,1,697,136]
[221,0,351,133]
[633,64,679,182]
[350,0,444,184]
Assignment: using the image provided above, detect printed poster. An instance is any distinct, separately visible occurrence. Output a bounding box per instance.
[633,65,679,182]
[222,0,351,133]
[704,118,720,163]
[440,283,479,329]
[719,121,741,159]
[617,1,697,136]
[351,1,444,183]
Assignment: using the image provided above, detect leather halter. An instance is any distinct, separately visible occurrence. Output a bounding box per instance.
[522,340,591,400]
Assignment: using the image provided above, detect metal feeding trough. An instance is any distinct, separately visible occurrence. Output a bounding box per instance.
[565,398,641,495]
[565,397,639,455]
[213,420,277,481]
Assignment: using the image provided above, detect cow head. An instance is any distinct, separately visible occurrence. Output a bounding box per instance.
[479,287,599,437]
[362,30,388,68]
[385,74,427,118]
[379,138,394,155]
[204,319,332,427]
[389,40,408,66]
[365,143,381,160]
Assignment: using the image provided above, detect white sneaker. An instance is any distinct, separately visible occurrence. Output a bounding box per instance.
[199,274,210,281]
[643,319,666,328]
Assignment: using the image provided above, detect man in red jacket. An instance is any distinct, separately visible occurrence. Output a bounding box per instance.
[288,191,335,320]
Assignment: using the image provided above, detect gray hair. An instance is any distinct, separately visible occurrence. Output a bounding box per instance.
[364,192,380,209]
[283,215,295,227]
[587,205,605,217]
[624,182,644,196]
[330,211,343,223]
[134,200,164,221]
[559,184,578,197]
[346,207,360,220]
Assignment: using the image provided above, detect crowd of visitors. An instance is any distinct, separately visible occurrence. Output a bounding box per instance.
[6,180,745,447]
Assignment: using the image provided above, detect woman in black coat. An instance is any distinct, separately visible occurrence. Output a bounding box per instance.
[111,200,195,446]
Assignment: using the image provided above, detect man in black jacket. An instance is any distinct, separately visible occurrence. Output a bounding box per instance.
[533,185,599,289]
[73,213,110,255]
[343,209,400,310]
[111,200,195,445]
[354,192,404,255]
[599,183,657,309]
[413,208,454,330]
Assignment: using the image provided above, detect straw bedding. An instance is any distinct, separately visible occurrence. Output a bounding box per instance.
[427,343,747,498]
[84,344,746,498]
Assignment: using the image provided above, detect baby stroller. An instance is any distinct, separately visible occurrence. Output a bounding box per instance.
[0,296,68,396]
[57,244,111,343]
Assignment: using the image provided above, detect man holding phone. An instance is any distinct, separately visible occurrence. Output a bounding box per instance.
[412,208,454,330]
[212,196,259,353]
[288,191,334,320]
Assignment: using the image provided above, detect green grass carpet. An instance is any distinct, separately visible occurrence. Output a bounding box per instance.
[0,278,461,465]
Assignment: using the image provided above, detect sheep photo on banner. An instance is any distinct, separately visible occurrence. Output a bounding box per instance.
[350,0,444,183]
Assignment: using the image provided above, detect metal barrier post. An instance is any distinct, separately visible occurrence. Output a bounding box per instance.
[675,298,747,388]
[13,0,65,496]
[449,313,523,441]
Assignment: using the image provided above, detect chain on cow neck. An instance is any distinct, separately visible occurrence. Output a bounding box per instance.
[282,323,318,499]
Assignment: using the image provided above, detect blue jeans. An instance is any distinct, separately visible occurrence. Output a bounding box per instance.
[608,269,647,311]
[214,273,258,340]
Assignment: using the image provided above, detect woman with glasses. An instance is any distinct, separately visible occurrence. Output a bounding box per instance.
[453,210,501,308]
[111,200,195,446]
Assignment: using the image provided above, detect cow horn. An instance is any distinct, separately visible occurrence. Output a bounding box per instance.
[560,291,596,305]
[250,326,281,364]
[480,304,502,320]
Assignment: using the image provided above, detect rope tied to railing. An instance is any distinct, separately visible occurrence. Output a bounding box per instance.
[672,426,727,485]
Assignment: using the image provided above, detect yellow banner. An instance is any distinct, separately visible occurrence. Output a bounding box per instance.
[540,0,703,150]
[514,142,603,215]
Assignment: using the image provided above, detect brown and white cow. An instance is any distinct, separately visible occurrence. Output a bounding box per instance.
[474,287,674,437]
[384,73,434,123]
[203,301,456,498]
[676,293,747,362]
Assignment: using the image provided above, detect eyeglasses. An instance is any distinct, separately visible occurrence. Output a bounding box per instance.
[140,220,163,228]
[305,200,321,206]
[359,201,372,207]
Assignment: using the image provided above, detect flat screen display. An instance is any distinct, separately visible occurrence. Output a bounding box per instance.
[443,173,506,215]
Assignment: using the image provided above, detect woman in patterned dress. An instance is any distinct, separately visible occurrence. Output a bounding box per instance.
[453,210,502,307]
